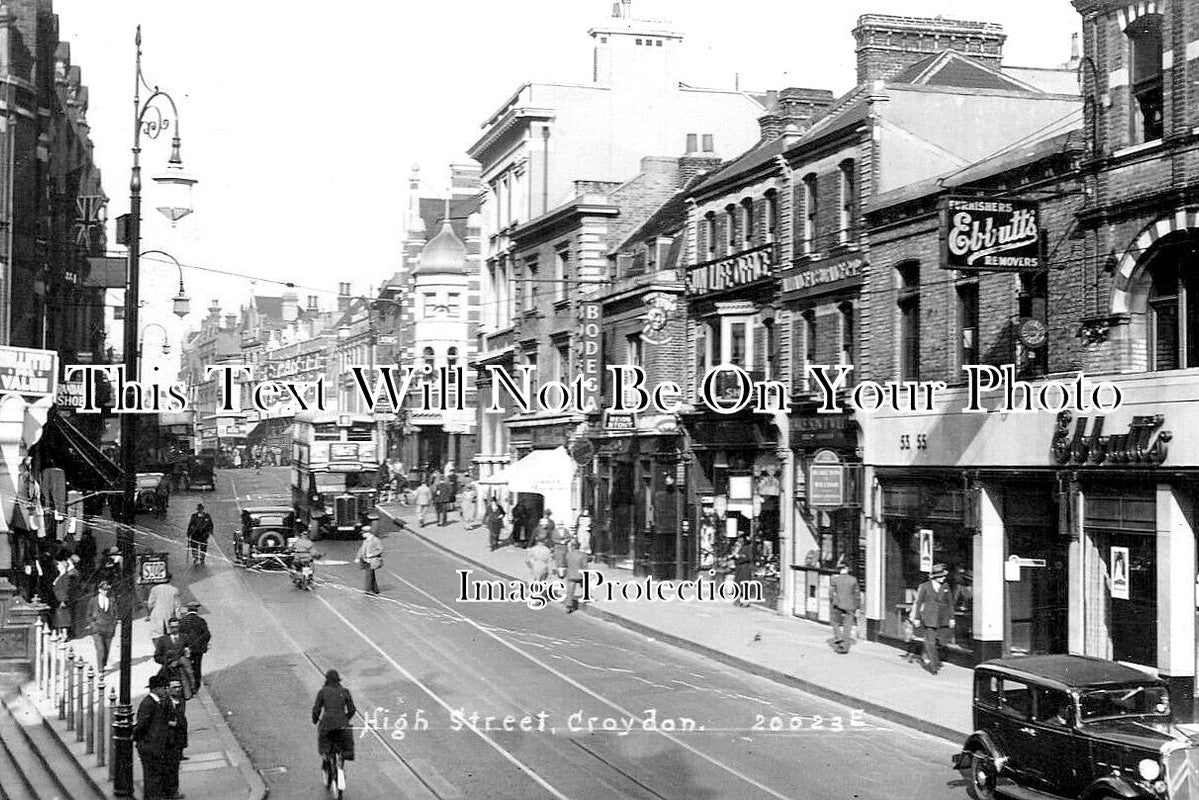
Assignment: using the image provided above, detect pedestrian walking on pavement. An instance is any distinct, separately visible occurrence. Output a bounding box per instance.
[186,503,213,566]
[76,528,97,576]
[87,580,118,671]
[483,498,505,551]
[164,678,190,794]
[911,563,954,675]
[178,602,211,685]
[462,482,478,528]
[509,500,529,547]
[829,561,860,654]
[413,481,433,527]
[562,538,591,613]
[154,618,196,700]
[573,509,592,555]
[550,517,571,574]
[52,553,82,637]
[525,539,552,583]
[731,536,754,607]
[133,674,180,800]
[356,519,384,594]
[146,575,182,638]
[433,479,455,526]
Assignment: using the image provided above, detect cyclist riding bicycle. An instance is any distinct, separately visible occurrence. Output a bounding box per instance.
[312,669,356,770]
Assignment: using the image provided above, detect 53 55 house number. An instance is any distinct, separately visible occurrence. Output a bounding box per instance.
[898,434,928,451]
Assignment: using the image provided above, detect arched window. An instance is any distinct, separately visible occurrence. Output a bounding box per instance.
[741,198,755,246]
[704,212,716,257]
[447,346,459,366]
[838,159,856,244]
[422,346,435,370]
[1145,237,1199,370]
[1127,14,1164,144]
[764,189,778,242]
[725,204,739,252]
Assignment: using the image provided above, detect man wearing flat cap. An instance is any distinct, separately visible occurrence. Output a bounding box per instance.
[134,673,180,799]
[178,602,210,684]
[911,563,954,675]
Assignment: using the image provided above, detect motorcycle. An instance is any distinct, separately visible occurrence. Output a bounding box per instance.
[290,552,320,590]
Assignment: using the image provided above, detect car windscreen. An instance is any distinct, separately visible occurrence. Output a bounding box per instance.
[1079,684,1170,721]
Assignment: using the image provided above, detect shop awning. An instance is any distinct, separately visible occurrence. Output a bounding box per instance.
[38,408,124,492]
[484,446,577,524]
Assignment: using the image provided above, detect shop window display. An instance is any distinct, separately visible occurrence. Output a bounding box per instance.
[882,518,973,649]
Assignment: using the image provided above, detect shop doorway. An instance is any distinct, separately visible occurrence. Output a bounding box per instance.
[1106,532,1156,667]
[1003,488,1068,656]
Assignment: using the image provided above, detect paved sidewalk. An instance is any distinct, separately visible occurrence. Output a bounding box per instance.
[379,504,973,742]
[32,613,267,800]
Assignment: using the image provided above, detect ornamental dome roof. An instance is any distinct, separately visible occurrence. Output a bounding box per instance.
[415,220,467,275]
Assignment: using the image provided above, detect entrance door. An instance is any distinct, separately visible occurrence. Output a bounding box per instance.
[1108,531,1156,666]
[1004,488,1068,656]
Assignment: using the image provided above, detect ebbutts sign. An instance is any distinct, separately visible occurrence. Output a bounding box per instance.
[942,196,1042,271]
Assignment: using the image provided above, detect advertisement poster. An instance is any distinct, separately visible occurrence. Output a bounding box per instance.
[1110,546,1130,600]
[919,529,934,574]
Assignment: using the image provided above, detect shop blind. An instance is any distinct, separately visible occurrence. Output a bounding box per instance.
[1083,492,1155,534]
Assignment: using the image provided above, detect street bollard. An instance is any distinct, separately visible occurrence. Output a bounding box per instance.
[75,659,85,743]
[41,625,53,700]
[107,686,116,783]
[51,632,61,714]
[65,649,75,730]
[95,674,105,764]
[56,633,67,717]
[33,620,44,696]
[85,666,95,752]
[59,642,70,724]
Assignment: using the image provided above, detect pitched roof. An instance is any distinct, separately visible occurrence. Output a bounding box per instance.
[890,50,1039,92]
[617,172,710,248]
[254,296,282,320]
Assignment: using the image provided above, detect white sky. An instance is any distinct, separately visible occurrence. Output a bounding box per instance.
[52,0,1079,332]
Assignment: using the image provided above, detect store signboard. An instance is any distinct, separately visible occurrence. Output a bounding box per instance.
[685,244,776,297]
[575,301,602,413]
[919,529,934,574]
[0,346,57,399]
[942,196,1041,271]
[1110,546,1130,600]
[808,449,844,507]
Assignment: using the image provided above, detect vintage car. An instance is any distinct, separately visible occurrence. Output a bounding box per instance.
[133,473,169,516]
[233,505,298,569]
[953,654,1199,799]
[183,455,216,492]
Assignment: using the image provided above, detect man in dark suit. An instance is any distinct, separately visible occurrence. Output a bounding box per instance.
[186,504,213,566]
[177,602,211,685]
[163,678,190,797]
[154,618,194,699]
[829,561,860,654]
[912,562,954,674]
[133,674,178,800]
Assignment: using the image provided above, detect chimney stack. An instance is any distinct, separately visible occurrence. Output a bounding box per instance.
[853,14,1005,85]
[758,87,834,141]
[307,295,319,311]
[281,291,299,322]
[337,282,353,314]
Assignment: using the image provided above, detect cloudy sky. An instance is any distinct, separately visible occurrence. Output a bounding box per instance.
[52,0,1079,332]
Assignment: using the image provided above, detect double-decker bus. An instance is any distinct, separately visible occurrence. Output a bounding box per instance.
[291,412,379,539]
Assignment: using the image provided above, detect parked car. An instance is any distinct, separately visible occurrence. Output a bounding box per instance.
[133,473,169,516]
[184,455,215,491]
[953,654,1199,799]
[233,505,297,569]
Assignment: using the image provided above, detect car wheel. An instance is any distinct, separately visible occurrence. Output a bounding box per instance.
[255,530,286,550]
[968,753,997,800]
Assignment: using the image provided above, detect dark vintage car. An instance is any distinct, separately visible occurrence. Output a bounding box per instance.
[954,655,1199,799]
[184,455,216,492]
[134,472,169,516]
[233,505,298,569]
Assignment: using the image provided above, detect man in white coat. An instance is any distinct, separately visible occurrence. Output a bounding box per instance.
[146,575,181,637]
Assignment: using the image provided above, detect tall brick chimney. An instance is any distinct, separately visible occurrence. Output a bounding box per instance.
[758,87,834,141]
[853,14,1005,85]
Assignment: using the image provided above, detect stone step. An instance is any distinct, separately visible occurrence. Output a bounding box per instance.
[0,710,38,800]
[0,688,105,800]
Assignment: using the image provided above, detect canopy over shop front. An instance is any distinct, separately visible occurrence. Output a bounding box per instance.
[485,446,576,524]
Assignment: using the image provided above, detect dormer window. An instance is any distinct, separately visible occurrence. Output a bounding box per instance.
[1127,14,1164,144]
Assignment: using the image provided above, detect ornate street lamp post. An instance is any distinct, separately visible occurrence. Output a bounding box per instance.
[113,26,196,798]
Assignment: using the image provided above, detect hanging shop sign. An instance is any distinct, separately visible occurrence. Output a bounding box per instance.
[685,244,775,297]
[942,196,1041,271]
[1050,410,1171,466]
[780,256,865,301]
[807,449,844,507]
[604,411,637,431]
[1110,546,1130,600]
[0,347,57,399]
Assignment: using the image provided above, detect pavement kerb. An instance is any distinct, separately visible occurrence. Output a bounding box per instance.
[194,683,269,800]
[378,506,969,744]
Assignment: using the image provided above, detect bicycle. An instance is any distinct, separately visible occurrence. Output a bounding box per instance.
[321,731,348,799]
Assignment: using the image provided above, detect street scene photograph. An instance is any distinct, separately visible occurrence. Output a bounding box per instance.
[0,0,1197,798]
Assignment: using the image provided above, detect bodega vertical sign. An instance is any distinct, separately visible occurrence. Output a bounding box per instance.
[576,300,602,413]
[942,197,1042,271]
